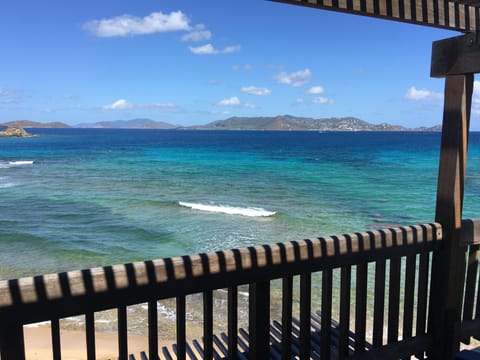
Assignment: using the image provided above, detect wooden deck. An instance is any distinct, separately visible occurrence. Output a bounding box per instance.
[127,312,368,360]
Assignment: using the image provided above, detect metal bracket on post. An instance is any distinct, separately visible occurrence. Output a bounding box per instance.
[431,31,480,78]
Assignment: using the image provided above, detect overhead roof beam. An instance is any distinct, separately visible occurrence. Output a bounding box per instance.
[270,0,480,32]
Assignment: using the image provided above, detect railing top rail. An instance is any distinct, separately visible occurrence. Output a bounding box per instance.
[0,222,442,324]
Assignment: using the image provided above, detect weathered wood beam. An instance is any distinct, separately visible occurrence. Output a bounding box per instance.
[428,74,473,359]
[431,32,480,78]
[270,0,480,32]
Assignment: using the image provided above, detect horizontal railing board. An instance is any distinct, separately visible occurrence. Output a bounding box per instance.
[0,223,442,325]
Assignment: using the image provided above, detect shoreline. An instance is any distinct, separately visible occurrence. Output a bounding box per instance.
[24,324,170,360]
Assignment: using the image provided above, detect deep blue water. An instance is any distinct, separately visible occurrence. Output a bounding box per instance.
[1,129,479,280]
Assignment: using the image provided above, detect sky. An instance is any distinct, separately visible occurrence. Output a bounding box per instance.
[0,0,478,128]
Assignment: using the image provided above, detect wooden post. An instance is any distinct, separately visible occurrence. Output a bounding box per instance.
[248,281,270,360]
[0,323,26,360]
[428,73,473,359]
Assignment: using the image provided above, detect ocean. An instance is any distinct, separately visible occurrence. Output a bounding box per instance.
[1,128,480,281]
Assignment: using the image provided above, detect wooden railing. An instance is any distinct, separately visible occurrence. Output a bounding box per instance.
[0,222,443,359]
[460,219,480,344]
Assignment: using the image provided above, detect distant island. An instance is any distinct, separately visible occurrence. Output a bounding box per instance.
[75,118,176,129]
[0,127,35,138]
[191,115,442,132]
[1,120,70,129]
[0,116,442,132]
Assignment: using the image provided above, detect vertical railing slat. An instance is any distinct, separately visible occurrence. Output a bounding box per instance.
[462,245,479,344]
[415,252,431,360]
[338,265,351,360]
[203,290,213,360]
[85,312,96,360]
[320,269,332,360]
[176,296,187,360]
[118,306,128,360]
[354,263,368,353]
[475,248,480,319]
[372,259,386,347]
[464,245,479,321]
[299,273,311,360]
[282,276,293,360]
[148,300,159,360]
[228,286,238,359]
[249,281,270,359]
[416,252,430,335]
[388,257,401,343]
[51,318,61,360]
[403,254,416,339]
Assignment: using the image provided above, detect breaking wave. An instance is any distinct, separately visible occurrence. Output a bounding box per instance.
[178,201,276,217]
[8,160,34,165]
[0,182,18,188]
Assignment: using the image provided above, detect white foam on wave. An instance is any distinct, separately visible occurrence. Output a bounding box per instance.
[0,182,17,188]
[24,321,51,328]
[8,160,34,165]
[179,201,276,217]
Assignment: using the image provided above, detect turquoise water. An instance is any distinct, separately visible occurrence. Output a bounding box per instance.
[1,129,479,280]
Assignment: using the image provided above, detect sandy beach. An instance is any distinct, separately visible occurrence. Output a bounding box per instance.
[24,324,155,360]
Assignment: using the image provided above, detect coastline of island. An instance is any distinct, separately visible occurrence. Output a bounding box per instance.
[0,115,442,132]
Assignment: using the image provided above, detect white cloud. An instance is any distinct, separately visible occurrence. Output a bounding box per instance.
[189,43,240,55]
[103,99,133,110]
[313,96,334,104]
[232,64,254,71]
[103,99,177,110]
[217,96,241,106]
[404,86,443,101]
[181,24,211,42]
[223,45,241,54]
[473,80,480,115]
[241,86,271,96]
[215,96,255,109]
[83,11,190,37]
[0,87,23,104]
[308,86,324,95]
[274,68,312,88]
[189,44,216,55]
[294,98,305,104]
[473,80,480,103]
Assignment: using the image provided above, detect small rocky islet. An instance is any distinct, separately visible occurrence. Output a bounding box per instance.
[0,127,35,138]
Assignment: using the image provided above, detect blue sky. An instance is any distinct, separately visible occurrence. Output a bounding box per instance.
[0,0,477,128]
